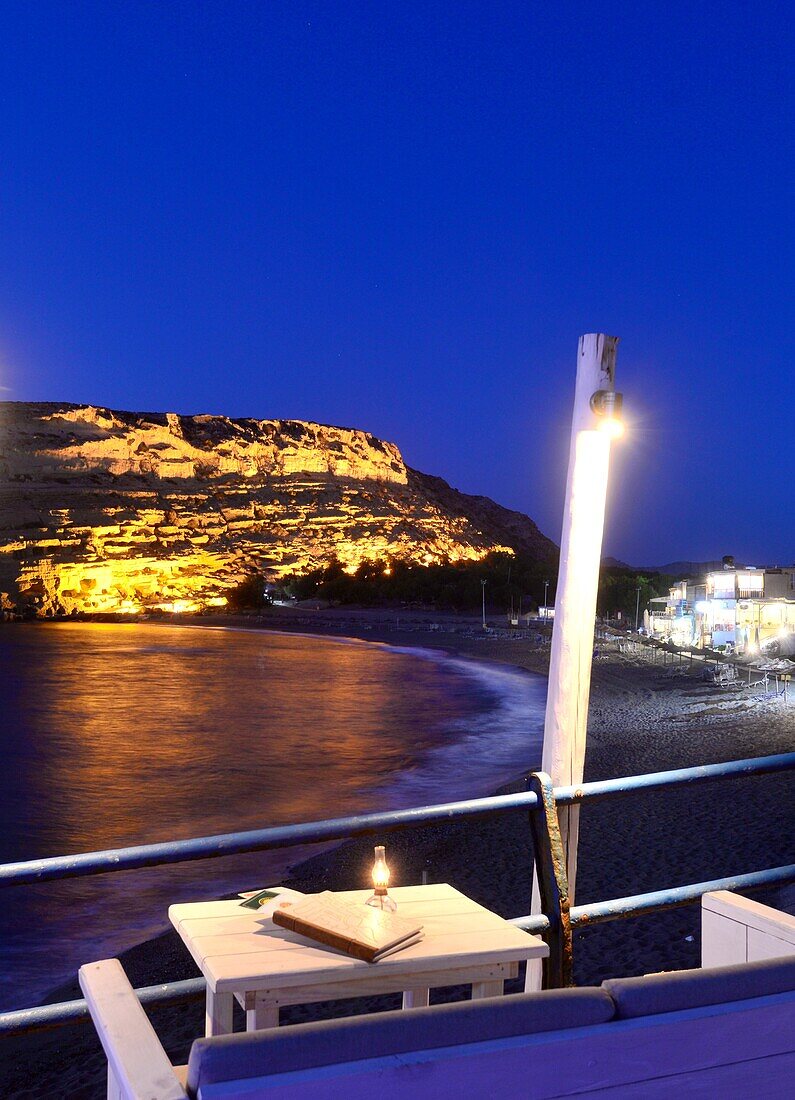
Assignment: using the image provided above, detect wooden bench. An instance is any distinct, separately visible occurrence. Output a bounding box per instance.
[80,952,795,1098]
[702,889,795,967]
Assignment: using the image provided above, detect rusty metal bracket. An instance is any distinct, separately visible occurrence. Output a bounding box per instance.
[528,770,573,988]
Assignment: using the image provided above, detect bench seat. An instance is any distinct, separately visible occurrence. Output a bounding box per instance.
[80,952,795,1098]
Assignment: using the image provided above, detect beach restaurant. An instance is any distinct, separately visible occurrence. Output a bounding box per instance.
[648,566,795,652]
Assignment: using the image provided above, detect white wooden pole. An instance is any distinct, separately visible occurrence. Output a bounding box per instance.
[526,333,619,990]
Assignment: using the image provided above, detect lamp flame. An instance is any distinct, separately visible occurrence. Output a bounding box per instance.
[372,845,390,893]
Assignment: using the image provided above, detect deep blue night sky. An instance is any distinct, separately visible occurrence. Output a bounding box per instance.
[2,3,793,566]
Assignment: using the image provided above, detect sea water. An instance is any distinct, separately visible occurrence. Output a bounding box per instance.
[0,622,546,1008]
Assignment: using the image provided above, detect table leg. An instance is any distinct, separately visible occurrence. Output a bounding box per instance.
[205,989,234,1036]
[402,987,430,1009]
[246,993,279,1031]
[471,980,504,1000]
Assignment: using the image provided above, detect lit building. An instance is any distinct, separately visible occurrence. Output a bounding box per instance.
[648,567,795,653]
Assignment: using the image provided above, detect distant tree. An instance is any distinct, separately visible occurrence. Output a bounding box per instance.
[280,550,560,612]
[225,572,269,611]
[597,568,675,622]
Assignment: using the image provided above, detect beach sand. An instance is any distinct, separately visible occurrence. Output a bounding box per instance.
[2,609,794,1098]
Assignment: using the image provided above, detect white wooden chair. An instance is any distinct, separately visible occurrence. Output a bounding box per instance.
[80,959,189,1099]
[702,889,795,968]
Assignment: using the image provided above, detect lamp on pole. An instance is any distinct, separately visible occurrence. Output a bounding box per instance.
[527,333,623,991]
[543,579,549,619]
[481,579,487,630]
[635,585,641,631]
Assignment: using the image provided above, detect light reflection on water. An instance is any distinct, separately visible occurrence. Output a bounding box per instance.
[0,622,545,1008]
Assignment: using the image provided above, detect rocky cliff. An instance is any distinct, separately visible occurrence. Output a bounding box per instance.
[0,402,556,616]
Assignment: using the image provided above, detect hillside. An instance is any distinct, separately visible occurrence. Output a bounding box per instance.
[0,402,556,616]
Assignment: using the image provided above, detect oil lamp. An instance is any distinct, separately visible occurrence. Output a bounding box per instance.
[365,844,397,912]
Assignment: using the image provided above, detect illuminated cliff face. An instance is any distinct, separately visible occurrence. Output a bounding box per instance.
[0,403,555,616]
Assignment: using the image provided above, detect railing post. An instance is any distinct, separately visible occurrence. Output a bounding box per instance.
[527,771,573,988]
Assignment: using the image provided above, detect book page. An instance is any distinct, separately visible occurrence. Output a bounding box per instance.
[277,892,422,952]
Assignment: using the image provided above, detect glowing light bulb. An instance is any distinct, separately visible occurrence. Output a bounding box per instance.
[599,417,624,440]
[590,389,624,440]
[366,845,397,912]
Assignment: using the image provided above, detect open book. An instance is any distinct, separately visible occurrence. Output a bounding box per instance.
[272,891,424,963]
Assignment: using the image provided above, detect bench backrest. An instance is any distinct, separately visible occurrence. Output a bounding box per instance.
[702,889,795,967]
[187,986,612,1095]
[187,957,795,1098]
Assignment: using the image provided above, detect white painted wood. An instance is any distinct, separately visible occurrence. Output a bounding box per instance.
[170,885,492,946]
[402,987,430,1008]
[173,901,486,948]
[171,883,465,918]
[703,890,795,940]
[79,960,187,1100]
[173,912,260,938]
[471,979,504,999]
[190,910,506,966]
[237,963,515,1007]
[204,925,542,991]
[528,335,619,995]
[748,927,795,962]
[701,906,747,968]
[542,334,618,900]
[169,885,546,1032]
[702,890,795,967]
[196,919,533,970]
[248,963,516,1007]
[107,1067,122,1100]
[246,992,279,1030]
[205,988,234,1037]
[241,963,516,1005]
[168,886,304,922]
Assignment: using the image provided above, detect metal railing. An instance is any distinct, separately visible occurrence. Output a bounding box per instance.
[1,751,793,1035]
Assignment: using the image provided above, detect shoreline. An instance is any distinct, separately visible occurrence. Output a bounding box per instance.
[8,605,555,672]
[2,609,794,1097]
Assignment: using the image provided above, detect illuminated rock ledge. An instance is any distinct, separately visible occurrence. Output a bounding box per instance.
[0,402,555,616]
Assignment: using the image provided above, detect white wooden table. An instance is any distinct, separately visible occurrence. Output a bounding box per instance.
[169,883,548,1036]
